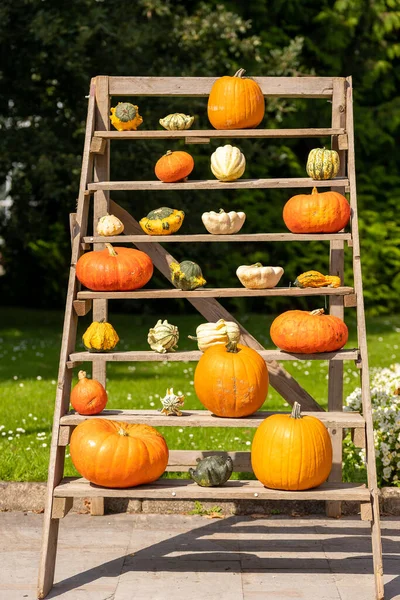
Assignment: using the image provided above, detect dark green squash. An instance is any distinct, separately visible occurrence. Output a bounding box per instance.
[170,260,206,291]
[189,455,233,487]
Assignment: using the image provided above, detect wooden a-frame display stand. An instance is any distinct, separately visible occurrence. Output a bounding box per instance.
[37,75,384,599]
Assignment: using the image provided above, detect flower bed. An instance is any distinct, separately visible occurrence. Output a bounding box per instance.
[344,364,400,487]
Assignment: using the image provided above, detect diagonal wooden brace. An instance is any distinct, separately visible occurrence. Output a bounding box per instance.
[110,200,323,412]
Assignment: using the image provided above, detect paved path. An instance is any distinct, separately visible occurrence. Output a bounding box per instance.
[0,512,399,599]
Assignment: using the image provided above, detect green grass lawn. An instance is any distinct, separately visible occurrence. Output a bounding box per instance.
[0,306,399,482]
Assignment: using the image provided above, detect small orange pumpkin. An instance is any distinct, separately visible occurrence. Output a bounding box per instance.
[70,419,169,488]
[207,68,265,130]
[70,370,108,415]
[76,243,153,291]
[194,341,269,417]
[283,187,351,233]
[155,150,194,183]
[251,401,333,490]
[270,308,348,354]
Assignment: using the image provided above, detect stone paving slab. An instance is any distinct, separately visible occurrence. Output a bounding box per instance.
[0,513,399,600]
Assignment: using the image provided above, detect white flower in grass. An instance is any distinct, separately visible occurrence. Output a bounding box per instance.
[13,376,18,380]
[36,376,42,381]
[42,443,47,448]
[383,466,392,480]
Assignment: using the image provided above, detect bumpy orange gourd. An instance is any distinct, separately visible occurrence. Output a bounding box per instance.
[207,68,265,130]
[283,187,351,233]
[294,270,341,289]
[76,243,153,291]
[70,419,169,488]
[70,371,108,415]
[270,308,348,354]
[251,402,333,490]
[194,342,269,417]
[155,150,194,183]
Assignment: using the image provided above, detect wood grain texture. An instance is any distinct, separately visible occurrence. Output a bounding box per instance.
[326,78,347,519]
[54,477,370,501]
[76,287,355,300]
[83,232,353,244]
[108,76,339,98]
[92,76,110,386]
[346,76,384,600]
[37,77,96,600]
[110,200,324,413]
[68,348,359,364]
[51,497,73,519]
[59,409,365,429]
[94,128,345,140]
[88,177,349,192]
[72,299,92,316]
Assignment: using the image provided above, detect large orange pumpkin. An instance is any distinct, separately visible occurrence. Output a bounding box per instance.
[76,243,153,291]
[70,419,169,488]
[70,371,108,415]
[283,187,351,233]
[270,308,348,354]
[251,401,333,490]
[194,342,269,417]
[155,150,194,183]
[207,68,265,130]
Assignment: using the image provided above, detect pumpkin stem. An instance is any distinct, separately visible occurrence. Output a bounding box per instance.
[165,150,173,156]
[226,340,239,353]
[290,401,302,419]
[311,187,318,195]
[188,335,198,341]
[105,243,118,257]
[77,370,87,381]
[218,208,226,214]
[234,68,246,78]
[310,308,325,316]
[252,262,263,268]
[117,427,129,437]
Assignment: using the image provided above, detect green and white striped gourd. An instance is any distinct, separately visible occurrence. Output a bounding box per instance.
[306,148,340,180]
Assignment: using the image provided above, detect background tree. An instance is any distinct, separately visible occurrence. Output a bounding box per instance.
[0,0,399,314]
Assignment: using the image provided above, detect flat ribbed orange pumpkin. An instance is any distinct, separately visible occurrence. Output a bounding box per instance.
[70,371,108,415]
[207,68,265,130]
[251,402,333,490]
[155,150,194,182]
[76,243,153,291]
[70,419,169,488]
[194,341,269,417]
[283,187,351,233]
[270,308,348,354]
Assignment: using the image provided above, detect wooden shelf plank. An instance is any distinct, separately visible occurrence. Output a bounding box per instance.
[108,76,340,98]
[88,177,349,192]
[93,128,345,140]
[67,348,359,365]
[60,409,365,429]
[83,232,352,243]
[53,477,369,501]
[76,287,354,300]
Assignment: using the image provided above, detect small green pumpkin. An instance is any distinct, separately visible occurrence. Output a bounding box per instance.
[306,148,340,180]
[170,260,206,291]
[159,113,195,131]
[189,455,233,487]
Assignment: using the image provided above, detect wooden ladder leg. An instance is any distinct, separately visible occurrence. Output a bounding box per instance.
[326,77,347,518]
[346,76,384,599]
[90,75,110,517]
[37,78,96,598]
[326,240,344,518]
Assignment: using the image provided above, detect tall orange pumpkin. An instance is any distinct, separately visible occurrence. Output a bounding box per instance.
[283,187,351,233]
[70,371,108,415]
[155,150,194,183]
[207,69,265,130]
[251,402,333,490]
[270,308,348,354]
[70,419,169,488]
[76,243,153,291]
[194,342,269,417]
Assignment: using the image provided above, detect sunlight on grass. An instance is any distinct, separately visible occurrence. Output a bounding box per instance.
[0,307,399,481]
